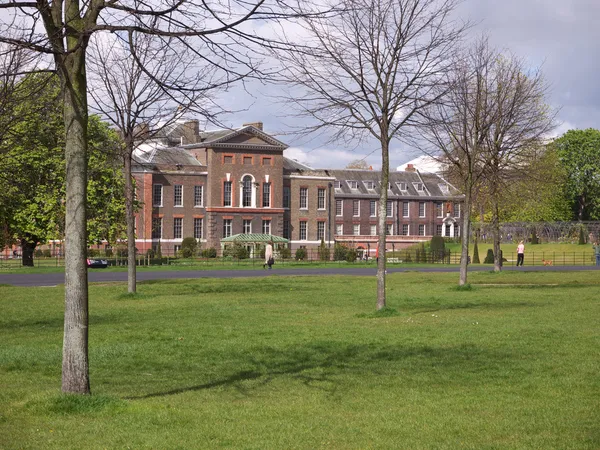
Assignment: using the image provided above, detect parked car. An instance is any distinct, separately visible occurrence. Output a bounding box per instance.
[87,258,108,268]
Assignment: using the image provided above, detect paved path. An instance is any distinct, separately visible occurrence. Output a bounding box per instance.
[1,265,598,287]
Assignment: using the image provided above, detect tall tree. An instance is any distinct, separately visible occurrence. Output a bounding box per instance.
[276,0,467,309]
[88,32,224,294]
[552,128,600,221]
[418,38,495,286]
[0,74,125,266]
[481,49,557,272]
[0,0,320,394]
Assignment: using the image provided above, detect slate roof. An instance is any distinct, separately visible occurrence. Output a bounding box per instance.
[133,144,204,167]
[221,233,289,243]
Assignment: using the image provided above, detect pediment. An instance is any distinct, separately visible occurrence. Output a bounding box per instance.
[204,125,288,150]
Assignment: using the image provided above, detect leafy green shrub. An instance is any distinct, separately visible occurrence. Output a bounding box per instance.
[295,248,307,260]
[43,249,52,258]
[333,243,348,261]
[279,247,291,259]
[223,243,249,259]
[472,240,480,264]
[346,248,357,263]
[87,249,99,257]
[483,249,494,264]
[146,248,156,258]
[105,248,113,257]
[201,247,217,258]
[181,237,197,258]
[430,235,445,253]
[318,239,330,261]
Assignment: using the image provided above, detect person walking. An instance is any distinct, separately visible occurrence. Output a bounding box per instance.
[593,241,600,267]
[264,241,274,270]
[516,240,525,266]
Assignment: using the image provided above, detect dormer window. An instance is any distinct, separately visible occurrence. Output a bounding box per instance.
[364,181,375,190]
[396,182,408,192]
[439,183,449,194]
[414,182,424,192]
[347,180,358,189]
[334,181,341,189]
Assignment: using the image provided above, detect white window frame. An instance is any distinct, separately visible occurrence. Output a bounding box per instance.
[223,181,232,207]
[262,219,271,235]
[364,180,375,190]
[317,188,326,210]
[347,180,358,189]
[194,185,203,207]
[419,202,426,218]
[174,185,183,207]
[403,202,410,218]
[299,221,307,240]
[370,225,377,236]
[419,224,426,236]
[370,200,377,217]
[263,182,271,208]
[353,200,360,217]
[336,223,343,235]
[454,203,461,218]
[386,201,393,217]
[152,217,162,239]
[194,218,203,239]
[396,182,408,192]
[300,187,308,210]
[336,200,343,216]
[152,184,163,207]
[353,224,360,236]
[436,202,443,218]
[317,222,325,240]
[240,174,256,208]
[386,223,393,236]
[173,217,183,239]
[243,219,252,234]
[402,224,409,236]
[223,219,232,238]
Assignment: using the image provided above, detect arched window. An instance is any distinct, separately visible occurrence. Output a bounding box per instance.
[242,175,253,207]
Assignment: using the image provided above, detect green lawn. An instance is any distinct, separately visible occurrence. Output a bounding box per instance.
[1,272,599,449]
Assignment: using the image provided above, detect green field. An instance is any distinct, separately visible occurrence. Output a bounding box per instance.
[1,271,599,449]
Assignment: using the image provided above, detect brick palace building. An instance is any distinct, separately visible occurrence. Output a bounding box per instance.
[131,120,463,256]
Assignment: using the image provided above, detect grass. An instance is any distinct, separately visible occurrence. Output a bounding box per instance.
[1,271,599,449]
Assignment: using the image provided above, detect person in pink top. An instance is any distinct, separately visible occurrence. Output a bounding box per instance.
[516,241,525,266]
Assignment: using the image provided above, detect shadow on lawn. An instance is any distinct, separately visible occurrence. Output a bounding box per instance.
[126,341,518,400]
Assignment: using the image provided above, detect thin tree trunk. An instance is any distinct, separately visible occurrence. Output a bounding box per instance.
[492,196,501,272]
[60,47,90,395]
[124,154,137,293]
[376,139,390,310]
[459,185,471,286]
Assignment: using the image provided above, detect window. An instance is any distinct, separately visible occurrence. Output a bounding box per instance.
[152,184,163,206]
[397,182,408,192]
[299,221,307,240]
[370,200,376,217]
[364,181,374,190]
[403,202,409,217]
[387,201,393,217]
[453,203,461,218]
[223,181,232,206]
[317,188,326,209]
[243,219,252,234]
[283,186,291,208]
[419,202,426,218]
[402,224,409,236]
[243,156,253,165]
[317,222,325,240]
[173,217,183,239]
[347,180,358,189]
[370,225,377,236]
[262,157,272,166]
[263,182,271,208]
[334,181,341,189]
[223,219,232,238]
[262,220,271,235]
[242,175,253,207]
[353,224,360,235]
[174,245,181,254]
[300,188,308,209]
[455,225,460,237]
[223,155,233,164]
[283,220,290,239]
[151,217,162,239]
[436,224,443,236]
[419,224,426,236]
[386,223,393,236]
[194,218,203,239]
[336,200,343,216]
[414,182,425,192]
[194,185,203,207]
[353,200,360,216]
[436,202,443,218]
[336,223,343,235]
[173,185,183,207]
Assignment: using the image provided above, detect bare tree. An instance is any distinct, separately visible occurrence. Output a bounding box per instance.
[88,32,227,294]
[481,51,557,271]
[418,38,496,285]
[275,0,467,309]
[0,0,322,394]
[345,159,371,170]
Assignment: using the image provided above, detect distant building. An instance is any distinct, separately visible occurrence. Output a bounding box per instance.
[130,120,464,256]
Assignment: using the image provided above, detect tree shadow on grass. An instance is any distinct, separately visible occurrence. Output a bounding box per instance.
[125,341,520,400]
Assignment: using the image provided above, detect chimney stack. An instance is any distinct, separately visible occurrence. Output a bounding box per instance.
[243,121,264,131]
[405,163,416,172]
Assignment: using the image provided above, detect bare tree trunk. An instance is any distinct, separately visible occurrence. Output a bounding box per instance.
[124,155,137,293]
[60,48,90,395]
[376,139,390,310]
[459,185,472,286]
[492,194,501,272]
[20,238,35,267]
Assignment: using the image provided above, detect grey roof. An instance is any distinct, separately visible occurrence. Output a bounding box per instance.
[324,169,460,199]
[283,157,314,171]
[134,146,204,167]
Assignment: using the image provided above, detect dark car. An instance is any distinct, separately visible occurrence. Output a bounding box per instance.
[87,258,109,268]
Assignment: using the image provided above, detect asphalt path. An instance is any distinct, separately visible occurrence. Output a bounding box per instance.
[1,264,598,287]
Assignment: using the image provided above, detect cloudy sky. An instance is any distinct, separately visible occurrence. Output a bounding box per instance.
[214,0,600,170]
